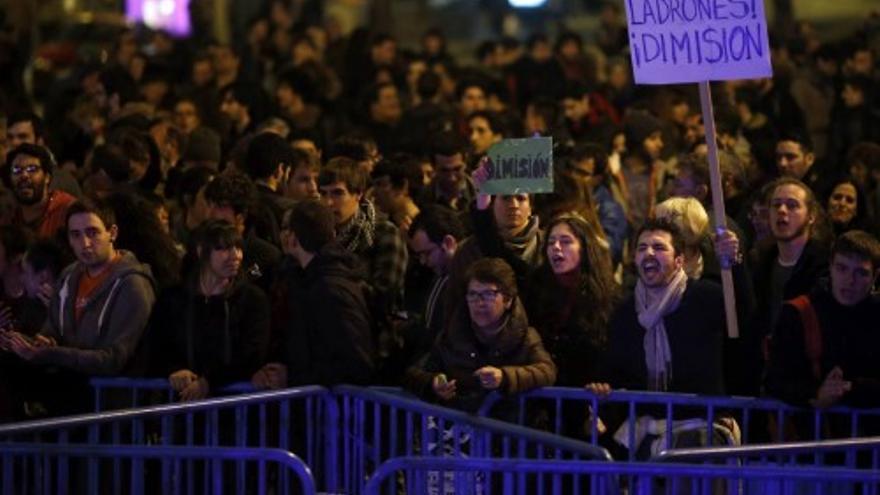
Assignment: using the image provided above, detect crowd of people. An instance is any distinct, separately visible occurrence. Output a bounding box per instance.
[0,2,878,449]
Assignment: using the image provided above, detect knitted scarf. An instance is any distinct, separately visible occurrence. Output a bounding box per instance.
[504,216,541,263]
[337,199,376,254]
[635,268,688,391]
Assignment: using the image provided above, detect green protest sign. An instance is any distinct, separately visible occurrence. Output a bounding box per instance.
[481,137,554,195]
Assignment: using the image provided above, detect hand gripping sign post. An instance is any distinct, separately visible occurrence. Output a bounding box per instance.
[623,0,773,338]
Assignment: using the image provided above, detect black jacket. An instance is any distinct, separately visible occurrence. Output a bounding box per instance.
[282,245,375,386]
[765,288,880,408]
[405,298,557,413]
[604,279,726,395]
[151,275,271,388]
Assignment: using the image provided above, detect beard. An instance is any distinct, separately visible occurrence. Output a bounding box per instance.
[14,182,46,206]
[773,218,810,242]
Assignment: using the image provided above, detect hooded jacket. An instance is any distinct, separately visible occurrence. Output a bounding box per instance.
[283,244,375,386]
[151,271,271,387]
[34,250,156,375]
[406,298,557,413]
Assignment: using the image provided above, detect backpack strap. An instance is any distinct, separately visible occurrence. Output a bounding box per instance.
[785,295,823,380]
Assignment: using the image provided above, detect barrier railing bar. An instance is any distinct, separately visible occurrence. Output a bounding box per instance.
[0,443,316,494]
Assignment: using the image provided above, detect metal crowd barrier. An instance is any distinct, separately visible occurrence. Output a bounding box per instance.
[0,386,339,492]
[478,387,880,461]
[334,385,612,495]
[656,436,880,469]
[363,456,880,495]
[89,378,257,412]
[0,443,315,495]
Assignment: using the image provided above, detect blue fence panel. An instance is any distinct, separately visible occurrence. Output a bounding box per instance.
[334,385,612,495]
[0,386,340,492]
[364,456,880,495]
[0,443,315,495]
[89,378,258,412]
[656,436,880,470]
[478,387,880,462]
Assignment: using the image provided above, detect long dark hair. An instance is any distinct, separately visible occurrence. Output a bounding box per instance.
[106,191,182,290]
[530,213,618,346]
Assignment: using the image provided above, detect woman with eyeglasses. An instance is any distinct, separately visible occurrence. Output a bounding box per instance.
[405,257,556,413]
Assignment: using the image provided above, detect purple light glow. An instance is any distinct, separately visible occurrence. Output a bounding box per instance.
[125,0,191,37]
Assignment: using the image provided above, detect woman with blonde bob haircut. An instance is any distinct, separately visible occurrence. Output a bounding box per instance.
[653,197,710,279]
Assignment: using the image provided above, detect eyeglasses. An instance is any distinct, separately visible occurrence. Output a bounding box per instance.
[11,164,41,176]
[465,289,503,303]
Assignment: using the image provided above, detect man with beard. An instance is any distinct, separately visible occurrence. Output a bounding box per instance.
[748,178,829,393]
[590,218,726,396]
[5,144,76,240]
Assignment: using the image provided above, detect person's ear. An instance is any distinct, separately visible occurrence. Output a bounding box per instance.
[441,234,458,253]
[108,224,119,243]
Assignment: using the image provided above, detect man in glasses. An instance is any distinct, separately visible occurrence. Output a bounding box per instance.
[407,206,466,358]
[5,143,76,240]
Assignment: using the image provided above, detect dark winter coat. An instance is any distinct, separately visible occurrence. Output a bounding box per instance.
[405,298,557,413]
[282,245,375,386]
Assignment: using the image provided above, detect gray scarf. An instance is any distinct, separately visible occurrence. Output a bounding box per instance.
[635,268,688,391]
[505,216,541,263]
[337,199,377,254]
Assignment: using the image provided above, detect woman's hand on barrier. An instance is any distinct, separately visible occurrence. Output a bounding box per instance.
[584,382,612,397]
[180,377,209,402]
[474,366,503,390]
[252,362,287,390]
[169,369,198,392]
[811,366,852,409]
[432,374,457,400]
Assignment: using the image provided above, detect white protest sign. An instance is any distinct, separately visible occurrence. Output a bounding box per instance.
[624,0,772,84]
[481,137,554,195]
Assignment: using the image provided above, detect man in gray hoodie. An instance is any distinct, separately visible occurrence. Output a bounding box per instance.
[0,198,156,419]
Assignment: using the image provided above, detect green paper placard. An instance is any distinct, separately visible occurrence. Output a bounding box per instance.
[482,137,554,195]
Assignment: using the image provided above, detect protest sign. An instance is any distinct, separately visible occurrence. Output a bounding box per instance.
[481,137,553,195]
[624,0,772,84]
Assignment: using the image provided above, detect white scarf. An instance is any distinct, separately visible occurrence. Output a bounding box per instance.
[635,268,688,391]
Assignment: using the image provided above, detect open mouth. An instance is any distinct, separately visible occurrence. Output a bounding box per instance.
[641,260,660,275]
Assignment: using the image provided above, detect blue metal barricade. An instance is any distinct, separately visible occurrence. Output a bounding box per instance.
[655,436,880,469]
[89,377,257,412]
[334,385,612,495]
[0,443,315,495]
[0,386,339,493]
[478,387,880,461]
[363,456,880,495]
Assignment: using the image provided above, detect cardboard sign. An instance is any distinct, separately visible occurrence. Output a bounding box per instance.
[624,0,772,84]
[482,137,553,195]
